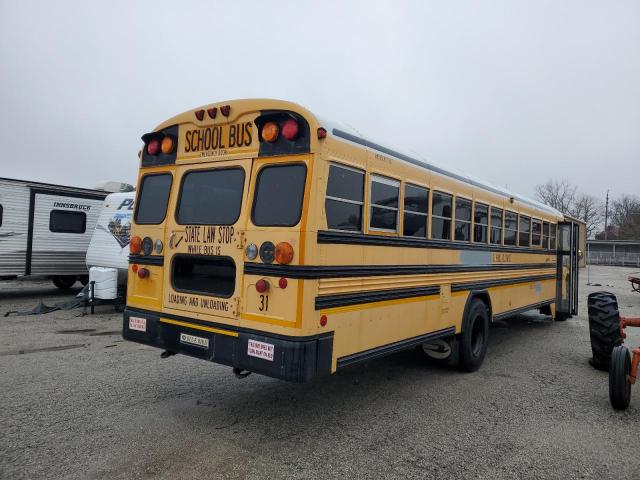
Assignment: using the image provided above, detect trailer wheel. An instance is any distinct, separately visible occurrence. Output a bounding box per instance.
[52,276,77,290]
[459,298,489,372]
[588,292,622,371]
[609,345,631,410]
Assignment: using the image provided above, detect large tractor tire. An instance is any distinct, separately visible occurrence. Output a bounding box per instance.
[609,345,631,410]
[588,292,622,371]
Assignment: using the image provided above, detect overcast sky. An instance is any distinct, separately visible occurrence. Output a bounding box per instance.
[1,1,638,201]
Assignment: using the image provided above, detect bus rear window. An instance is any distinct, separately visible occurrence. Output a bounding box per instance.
[252,164,306,227]
[177,168,245,225]
[135,173,172,225]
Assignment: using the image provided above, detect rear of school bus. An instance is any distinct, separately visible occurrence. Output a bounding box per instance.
[123,99,332,382]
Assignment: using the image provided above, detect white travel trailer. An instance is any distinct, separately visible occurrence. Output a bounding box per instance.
[86,191,135,285]
[0,177,107,289]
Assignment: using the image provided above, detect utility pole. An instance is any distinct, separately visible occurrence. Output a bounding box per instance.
[604,189,609,240]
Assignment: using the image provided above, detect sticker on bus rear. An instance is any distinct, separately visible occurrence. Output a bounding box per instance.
[129,316,146,332]
[247,339,274,361]
[180,333,210,348]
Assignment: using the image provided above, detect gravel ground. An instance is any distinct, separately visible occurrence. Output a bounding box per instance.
[1,265,640,480]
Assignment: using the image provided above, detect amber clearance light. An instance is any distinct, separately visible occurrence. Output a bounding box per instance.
[161,136,174,154]
[130,236,142,254]
[261,121,279,143]
[275,242,294,265]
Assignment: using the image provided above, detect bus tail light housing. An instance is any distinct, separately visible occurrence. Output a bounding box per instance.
[130,236,142,254]
[275,242,294,265]
[254,112,310,157]
[255,279,269,293]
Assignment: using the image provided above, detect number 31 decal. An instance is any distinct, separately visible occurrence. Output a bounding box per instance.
[259,294,269,312]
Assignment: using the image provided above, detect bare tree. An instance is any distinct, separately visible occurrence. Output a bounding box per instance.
[570,193,604,238]
[610,194,640,240]
[534,179,577,214]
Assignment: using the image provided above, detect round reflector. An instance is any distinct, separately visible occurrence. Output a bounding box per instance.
[275,242,294,265]
[147,139,160,155]
[141,237,153,255]
[259,241,275,263]
[281,119,299,141]
[278,277,288,289]
[255,279,269,293]
[320,315,328,327]
[161,136,174,154]
[137,267,150,279]
[261,122,279,143]
[130,236,142,254]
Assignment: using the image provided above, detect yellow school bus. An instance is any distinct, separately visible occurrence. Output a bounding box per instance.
[123,99,579,382]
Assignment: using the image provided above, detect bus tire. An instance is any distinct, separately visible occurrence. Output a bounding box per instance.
[52,276,77,290]
[588,292,622,371]
[609,345,631,410]
[459,298,489,372]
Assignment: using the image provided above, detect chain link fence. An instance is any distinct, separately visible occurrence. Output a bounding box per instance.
[587,251,640,267]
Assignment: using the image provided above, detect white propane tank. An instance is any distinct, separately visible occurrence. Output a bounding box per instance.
[89,267,119,300]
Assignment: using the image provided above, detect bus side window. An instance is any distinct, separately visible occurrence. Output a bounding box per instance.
[543,221,550,248]
[504,211,517,245]
[519,215,531,247]
[532,220,542,246]
[369,175,400,232]
[474,202,488,243]
[432,191,452,240]
[490,207,503,245]
[325,164,364,232]
[549,223,557,249]
[454,197,472,241]
[403,184,428,237]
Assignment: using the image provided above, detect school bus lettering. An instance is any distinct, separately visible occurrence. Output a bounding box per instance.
[126,99,578,384]
[184,122,252,153]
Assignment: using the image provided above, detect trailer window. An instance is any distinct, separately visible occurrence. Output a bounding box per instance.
[50,210,86,234]
[177,168,245,225]
[252,164,307,227]
[325,164,364,232]
[135,173,172,225]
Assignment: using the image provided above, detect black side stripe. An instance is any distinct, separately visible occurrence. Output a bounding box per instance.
[244,262,554,279]
[336,326,456,369]
[129,255,164,266]
[317,230,556,256]
[316,285,440,310]
[451,274,556,292]
[493,300,554,322]
[315,274,556,310]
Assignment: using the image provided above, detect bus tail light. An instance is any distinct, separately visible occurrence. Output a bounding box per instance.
[261,122,279,143]
[130,236,142,254]
[320,315,328,327]
[137,267,149,279]
[279,277,288,289]
[255,279,269,293]
[275,242,294,265]
[131,264,139,273]
[281,119,299,140]
[147,139,160,155]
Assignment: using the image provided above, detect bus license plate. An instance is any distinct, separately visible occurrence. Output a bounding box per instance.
[180,333,209,348]
[129,316,146,332]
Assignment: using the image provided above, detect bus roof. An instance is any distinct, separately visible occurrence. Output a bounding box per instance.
[317,115,563,219]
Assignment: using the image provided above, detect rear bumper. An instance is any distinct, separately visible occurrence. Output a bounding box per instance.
[122,308,333,383]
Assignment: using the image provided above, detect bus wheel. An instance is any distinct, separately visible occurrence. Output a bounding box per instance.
[459,299,489,372]
[588,292,622,371]
[52,276,77,290]
[609,345,631,410]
